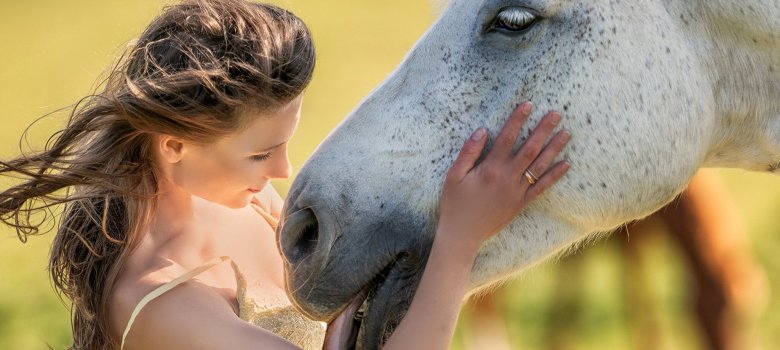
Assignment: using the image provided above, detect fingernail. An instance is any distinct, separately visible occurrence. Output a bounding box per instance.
[550,113,561,125]
[561,130,571,142]
[471,128,486,141]
[563,162,571,171]
[522,102,533,114]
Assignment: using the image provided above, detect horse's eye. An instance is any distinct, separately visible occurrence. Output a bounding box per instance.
[490,7,538,33]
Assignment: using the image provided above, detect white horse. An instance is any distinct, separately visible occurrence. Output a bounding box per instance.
[279,1,780,348]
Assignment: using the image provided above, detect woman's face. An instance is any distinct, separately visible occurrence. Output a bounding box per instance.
[172,95,303,208]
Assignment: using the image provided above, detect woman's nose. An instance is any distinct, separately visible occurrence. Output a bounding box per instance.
[268,152,293,179]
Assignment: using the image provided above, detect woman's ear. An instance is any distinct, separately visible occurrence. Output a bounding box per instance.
[156,135,186,164]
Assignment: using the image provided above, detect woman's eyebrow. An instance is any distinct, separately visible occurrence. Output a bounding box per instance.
[253,141,287,153]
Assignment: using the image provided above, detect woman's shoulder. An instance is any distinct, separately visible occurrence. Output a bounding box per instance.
[110,254,285,350]
[114,251,196,299]
[110,260,300,350]
[109,258,200,333]
[112,261,301,348]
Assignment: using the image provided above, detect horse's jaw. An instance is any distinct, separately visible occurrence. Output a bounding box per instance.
[469,210,594,290]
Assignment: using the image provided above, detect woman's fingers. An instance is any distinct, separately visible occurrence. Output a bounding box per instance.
[525,160,571,201]
[438,102,572,246]
[486,102,533,161]
[512,111,561,173]
[447,128,489,182]
[521,129,571,184]
[451,104,569,198]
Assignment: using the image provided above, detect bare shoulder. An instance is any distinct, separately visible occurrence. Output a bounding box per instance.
[114,278,299,350]
[110,259,186,338]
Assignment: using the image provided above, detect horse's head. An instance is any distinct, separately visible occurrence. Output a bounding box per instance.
[280,1,780,348]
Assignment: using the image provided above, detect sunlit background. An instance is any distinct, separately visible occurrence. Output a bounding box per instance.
[1,1,779,349]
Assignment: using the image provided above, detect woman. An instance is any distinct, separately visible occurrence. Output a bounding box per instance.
[0,0,571,349]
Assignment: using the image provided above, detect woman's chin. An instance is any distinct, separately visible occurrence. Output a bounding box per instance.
[233,195,257,209]
[214,195,255,210]
[191,191,255,210]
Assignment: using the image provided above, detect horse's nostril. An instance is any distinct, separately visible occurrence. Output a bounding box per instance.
[281,208,320,265]
[297,222,319,257]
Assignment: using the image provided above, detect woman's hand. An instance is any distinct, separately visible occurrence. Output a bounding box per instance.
[437,102,571,252]
[381,102,571,350]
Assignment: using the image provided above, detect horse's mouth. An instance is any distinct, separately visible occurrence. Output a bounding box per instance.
[323,285,370,350]
[324,259,413,350]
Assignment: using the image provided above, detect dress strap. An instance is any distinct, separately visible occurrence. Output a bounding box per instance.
[250,198,279,230]
[120,256,231,350]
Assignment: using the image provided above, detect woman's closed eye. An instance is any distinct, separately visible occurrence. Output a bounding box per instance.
[250,152,273,162]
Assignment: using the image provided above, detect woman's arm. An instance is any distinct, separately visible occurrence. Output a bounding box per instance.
[382,102,571,350]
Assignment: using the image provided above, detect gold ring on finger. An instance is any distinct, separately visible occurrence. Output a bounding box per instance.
[524,169,539,185]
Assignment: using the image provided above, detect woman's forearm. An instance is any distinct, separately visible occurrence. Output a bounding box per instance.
[382,226,478,350]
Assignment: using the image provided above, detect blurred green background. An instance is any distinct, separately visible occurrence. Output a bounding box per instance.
[1,1,778,349]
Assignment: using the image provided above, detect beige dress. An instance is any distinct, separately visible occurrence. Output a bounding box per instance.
[120,203,326,350]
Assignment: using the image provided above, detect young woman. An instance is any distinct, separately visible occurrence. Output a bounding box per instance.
[0,1,571,349]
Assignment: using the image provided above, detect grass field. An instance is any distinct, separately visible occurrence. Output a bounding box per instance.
[1,1,779,349]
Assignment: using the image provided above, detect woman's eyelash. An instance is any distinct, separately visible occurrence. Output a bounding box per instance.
[250,153,272,161]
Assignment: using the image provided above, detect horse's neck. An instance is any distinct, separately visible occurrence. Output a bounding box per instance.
[692,0,780,173]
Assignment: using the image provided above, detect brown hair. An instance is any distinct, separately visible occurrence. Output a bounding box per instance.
[0,0,315,348]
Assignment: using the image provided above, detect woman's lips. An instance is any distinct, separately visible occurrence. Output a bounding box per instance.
[248,188,262,193]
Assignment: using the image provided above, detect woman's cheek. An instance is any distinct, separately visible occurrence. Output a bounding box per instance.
[260,162,277,182]
[224,158,251,182]
[242,161,266,184]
